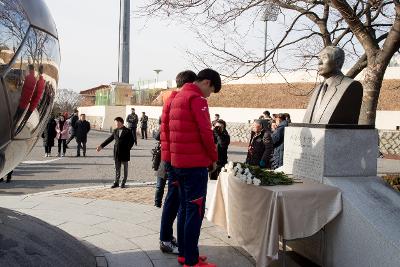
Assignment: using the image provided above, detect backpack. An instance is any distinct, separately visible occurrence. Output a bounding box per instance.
[152,142,162,171]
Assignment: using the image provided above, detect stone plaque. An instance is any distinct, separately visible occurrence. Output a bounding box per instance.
[283,127,325,182]
[281,125,378,182]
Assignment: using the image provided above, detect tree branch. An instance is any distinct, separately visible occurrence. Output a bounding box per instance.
[330,0,380,56]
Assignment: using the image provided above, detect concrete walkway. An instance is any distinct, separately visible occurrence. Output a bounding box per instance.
[0,185,256,267]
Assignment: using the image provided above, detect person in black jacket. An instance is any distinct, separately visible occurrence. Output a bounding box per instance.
[210,119,230,180]
[271,114,288,169]
[246,120,273,169]
[66,109,79,146]
[126,108,139,146]
[75,114,91,157]
[97,117,134,188]
[42,115,57,157]
[140,112,148,139]
[153,118,166,208]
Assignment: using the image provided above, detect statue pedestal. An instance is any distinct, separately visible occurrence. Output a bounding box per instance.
[281,124,400,267]
[280,124,378,181]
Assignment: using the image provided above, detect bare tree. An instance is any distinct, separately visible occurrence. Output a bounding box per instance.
[54,89,83,115]
[138,0,400,125]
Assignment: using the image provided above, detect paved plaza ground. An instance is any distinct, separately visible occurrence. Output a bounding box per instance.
[0,131,248,196]
[0,131,399,267]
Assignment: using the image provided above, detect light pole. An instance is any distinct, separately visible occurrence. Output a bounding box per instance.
[261,3,280,73]
[118,0,130,84]
[153,69,163,88]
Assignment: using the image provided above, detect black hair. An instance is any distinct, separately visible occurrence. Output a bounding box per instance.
[277,113,286,119]
[28,64,34,71]
[216,119,226,129]
[215,114,220,117]
[263,110,270,116]
[196,69,222,93]
[114,117,124,123]
[39,65,44,74]
[176,70,197,88]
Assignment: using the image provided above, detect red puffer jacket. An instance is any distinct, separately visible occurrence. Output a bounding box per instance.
[168,83,217,168]
[160,90,178,163]
[29,75,45,112]
[18,71,37,110]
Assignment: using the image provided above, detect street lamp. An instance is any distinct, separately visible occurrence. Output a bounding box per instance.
[153,69,163,88]
[261,3,280,73]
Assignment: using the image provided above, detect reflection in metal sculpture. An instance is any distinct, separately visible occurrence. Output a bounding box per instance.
[0,0,60,177]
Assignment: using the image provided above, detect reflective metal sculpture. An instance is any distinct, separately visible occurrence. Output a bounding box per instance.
[0,0,60,177]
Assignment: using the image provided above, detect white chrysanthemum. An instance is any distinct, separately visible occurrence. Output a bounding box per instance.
[246,177,253,184]
[253,178,261,186]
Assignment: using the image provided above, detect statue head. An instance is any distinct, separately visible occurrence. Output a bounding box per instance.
[318,46,345,78]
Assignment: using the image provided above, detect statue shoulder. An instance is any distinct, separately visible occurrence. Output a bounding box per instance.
[334,75,361,89]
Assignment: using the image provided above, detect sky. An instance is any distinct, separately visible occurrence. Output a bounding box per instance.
[45,0,273,92]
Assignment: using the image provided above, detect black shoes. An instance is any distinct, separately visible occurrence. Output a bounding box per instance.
[76,154,80,157]
[111,183,119,188]
[121,184,126,188]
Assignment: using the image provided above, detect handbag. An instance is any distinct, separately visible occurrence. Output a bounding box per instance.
[152,141,162,171]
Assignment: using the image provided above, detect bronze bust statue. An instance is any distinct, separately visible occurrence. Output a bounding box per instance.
[303,46,363,124]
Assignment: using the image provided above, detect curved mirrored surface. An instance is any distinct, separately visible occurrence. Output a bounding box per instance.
[0,0,59,177]
[0,0,30,68]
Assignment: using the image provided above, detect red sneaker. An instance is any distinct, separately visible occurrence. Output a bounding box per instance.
[178,255,208,265]
[183,262,216,267]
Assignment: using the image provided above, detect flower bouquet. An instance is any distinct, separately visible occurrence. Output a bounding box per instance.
[221,162,294,186]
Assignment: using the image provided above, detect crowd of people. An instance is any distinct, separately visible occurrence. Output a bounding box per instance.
[245,111,290,170]
[41,110,91,157]
[126,108,150,145]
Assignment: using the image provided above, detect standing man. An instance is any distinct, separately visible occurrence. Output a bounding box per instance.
[211,119,230,180]
[259,110,272,131]
[159,70,197,255]
[97,117,134,188]
[271,113,288,169]
[140,112,148,139]
[168,69,221,267]
[66,109,79,146]
[211,114,220,128]
[75,114,91,157]
[126,108,139,146]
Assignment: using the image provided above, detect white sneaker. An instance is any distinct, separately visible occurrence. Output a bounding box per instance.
[61,153,65,157]
[160,241,179,254]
